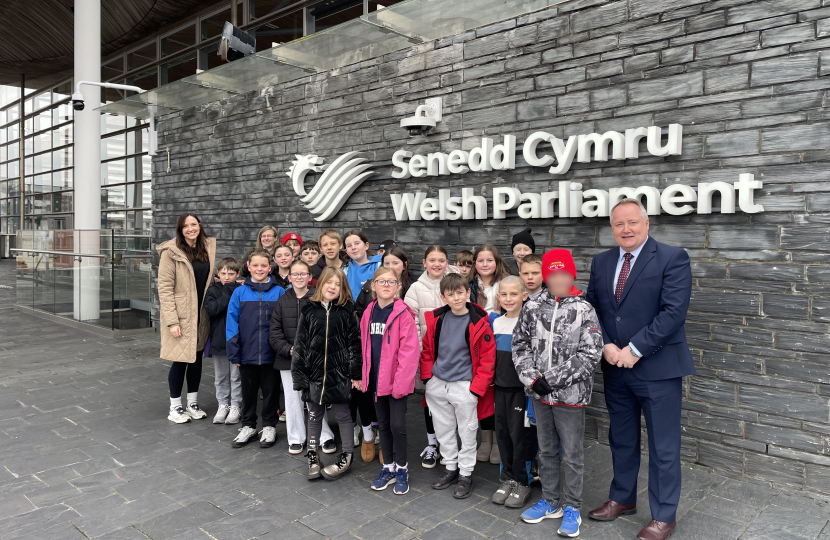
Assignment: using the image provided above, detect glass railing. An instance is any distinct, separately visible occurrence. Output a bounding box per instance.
[12,229,153,332]
[99,0,566,119]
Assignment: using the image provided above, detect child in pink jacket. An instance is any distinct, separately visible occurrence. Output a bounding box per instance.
[359,267,420,495]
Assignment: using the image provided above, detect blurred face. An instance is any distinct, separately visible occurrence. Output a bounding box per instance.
[423,251,448,280]
[285,239,301,257]
[181,216,200,245]
[260,229,276,249]
[301,249,320,265]
[476,251,496,281]
[371,272,400,301]
[457,264,471,277]
[217,267,238,285]
[520,262,543,292]
[274,247,294,269]
[289,264,311,290]
[611,203,649,252]
[440,287,470,313]
[321,276,341,303]
[513,243,533,262]
[547,271,575,299]
[377,249,386,256]
[499,282,527,314]
[345,235,369,263]
[320,235,342,261]
[249,255,271,283]
[383,254,405,283]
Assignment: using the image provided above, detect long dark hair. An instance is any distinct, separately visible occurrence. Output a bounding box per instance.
[468,244,511,285]
[382,246,411,296]
[175,213,209,262]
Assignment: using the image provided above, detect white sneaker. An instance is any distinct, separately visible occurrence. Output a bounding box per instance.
[225,405,241,424]
[279,411,286,422]
[374,428,380,445]
[232,426,257,448]
[213,404,231,424]
[260,426,277,448]
[186,402,207,420]
[353,426,361,447]
[168,406,191,424]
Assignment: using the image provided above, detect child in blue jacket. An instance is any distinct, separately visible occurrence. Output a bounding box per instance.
[227,249,285,449]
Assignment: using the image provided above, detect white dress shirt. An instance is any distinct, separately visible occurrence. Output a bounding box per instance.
[612,236,649,357]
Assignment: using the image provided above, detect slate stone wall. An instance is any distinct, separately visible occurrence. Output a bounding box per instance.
[153,0,830,493]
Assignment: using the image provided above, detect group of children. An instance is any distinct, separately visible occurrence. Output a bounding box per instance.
[196,227,603,537]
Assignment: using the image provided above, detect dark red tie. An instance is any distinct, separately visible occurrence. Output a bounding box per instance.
[615,253,633,303]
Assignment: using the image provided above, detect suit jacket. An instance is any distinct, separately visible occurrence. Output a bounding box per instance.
[585,236,695,381]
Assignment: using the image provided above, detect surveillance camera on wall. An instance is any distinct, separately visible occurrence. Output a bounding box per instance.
[401,97,442,137]
[218,21,256,62]
[71,92,85,111]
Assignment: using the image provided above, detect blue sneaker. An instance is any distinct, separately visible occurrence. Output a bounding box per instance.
[370,467,397,491]
[558,506,581,537]
[393,468,409,495]
[521,499,564,523]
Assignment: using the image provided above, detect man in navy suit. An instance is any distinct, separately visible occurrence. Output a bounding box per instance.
[585,198,694,540]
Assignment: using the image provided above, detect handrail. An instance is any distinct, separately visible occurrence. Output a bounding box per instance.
[11,248,108,259]
[12,248,153,259]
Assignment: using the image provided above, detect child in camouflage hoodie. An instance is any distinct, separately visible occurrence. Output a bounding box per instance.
[512,249,603,537]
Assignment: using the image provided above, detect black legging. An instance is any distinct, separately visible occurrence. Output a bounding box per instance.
[479,414,495,431]
[350,388,377,427]
[168,351,203,398]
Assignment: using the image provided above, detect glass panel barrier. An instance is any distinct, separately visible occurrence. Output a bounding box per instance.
[13,230,152,332]
[99,0,566,118]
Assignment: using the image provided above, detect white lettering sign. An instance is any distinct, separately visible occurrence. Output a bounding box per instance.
[289,123,764,222]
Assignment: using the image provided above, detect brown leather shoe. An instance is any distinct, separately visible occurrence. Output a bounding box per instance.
[637,520,676,540]
[588,499,637,521]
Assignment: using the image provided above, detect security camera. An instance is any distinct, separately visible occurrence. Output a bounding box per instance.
[401,97,442,137]
[71,92,85,111]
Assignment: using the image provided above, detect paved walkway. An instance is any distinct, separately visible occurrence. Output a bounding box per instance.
[1,259,829,540]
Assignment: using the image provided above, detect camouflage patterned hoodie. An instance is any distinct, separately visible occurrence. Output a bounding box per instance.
[511,288,603,407]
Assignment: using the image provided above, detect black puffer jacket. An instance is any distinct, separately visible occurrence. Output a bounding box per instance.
[270,269,291,290]
[269,287,315,371]
[292,299,362,404]
[204,280,241,357]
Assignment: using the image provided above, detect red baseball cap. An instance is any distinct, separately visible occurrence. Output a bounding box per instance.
[542,249,577,281]
[282,232,302,245]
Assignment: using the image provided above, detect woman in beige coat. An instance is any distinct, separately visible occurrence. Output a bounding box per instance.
[158,213,216,424]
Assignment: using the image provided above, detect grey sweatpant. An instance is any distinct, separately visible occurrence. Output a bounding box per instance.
[425,377,479,476]
[533,400,586,509]
[213,353,242,407]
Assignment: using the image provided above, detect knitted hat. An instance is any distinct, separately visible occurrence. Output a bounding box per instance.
[282,232,302,245]
[511,228,535,253]
[542,249,577,281]
[378,239,396,250]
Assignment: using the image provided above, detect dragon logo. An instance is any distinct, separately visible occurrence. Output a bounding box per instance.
[288,152,374,221]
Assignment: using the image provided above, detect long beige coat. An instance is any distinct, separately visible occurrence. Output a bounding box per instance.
[157,237,216,363]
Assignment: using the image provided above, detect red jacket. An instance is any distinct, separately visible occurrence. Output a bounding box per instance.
[419,302,496,420]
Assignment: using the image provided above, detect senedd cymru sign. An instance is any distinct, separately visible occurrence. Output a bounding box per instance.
[287,124,765,222]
